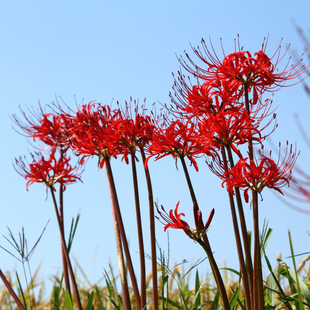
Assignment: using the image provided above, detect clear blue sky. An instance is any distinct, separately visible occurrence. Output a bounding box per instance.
[1,0,310,293]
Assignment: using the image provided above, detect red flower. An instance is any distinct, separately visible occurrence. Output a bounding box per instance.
[14,149,83,191]
[146,119,209,171]
[65,102,124,168]
[117,98,157,164]
[179,38,307,93]
[156,201,215,240]
[222,143,299,202]
[12,106,69,150]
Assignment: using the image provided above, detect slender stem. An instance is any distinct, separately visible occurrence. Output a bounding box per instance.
[197,238,231,310]
[180,156,231,309]
[59,186,71,296]
[180,156,198,204]
[221,147,252,310]
[0,269,26,310]
[225,146,253,301]
[140,149,158,310]
[50,188,82,310]
[105,173,131,310]
[59,149,71,295]
[130,149,146,310]
[253,191,265,310]
[105,158,140,310]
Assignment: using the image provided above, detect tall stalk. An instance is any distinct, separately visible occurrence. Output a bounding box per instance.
[243,83,265,309]
[104,158,140,310]
[50,188,82,310]
[0,269,26,310]
[180,156,231,309]
[140,149,158,310]
[130,149,146,309]
[252,191,265,310]
[58,149,71,296]
[225,146,253,302]
[221,146,252,310]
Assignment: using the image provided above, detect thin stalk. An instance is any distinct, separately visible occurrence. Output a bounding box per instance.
[244,83,264,309]
[180,156,231,309]
[50,188,82,310]
[105,181,131,310]
[140,149,158,310]
[197,238,231,310]
[105,158,140,310]
[0,269,26,310]
[225,146,253,301]
[59,149,71,295]
[221,146,252,310]
[59,185,71,296]
[180,156,198,204]
[252,191,265,310]
[130,149,146,310]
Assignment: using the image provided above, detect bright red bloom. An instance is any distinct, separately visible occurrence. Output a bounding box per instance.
[156,201,215,240]
[12,106,69,150]
[179,38,307,93]
[117,98,157,164]
[222,143,299,202]
[14,149,83,191]
[146,119,210,171]
[64,102,124,168]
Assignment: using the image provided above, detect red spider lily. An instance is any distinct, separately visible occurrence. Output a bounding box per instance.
[117,99,157,164]
[222,143,299,202]
[12,106,69,150]
[156,201,215,240]
[170,72,240,118]
[14,149,83,191]
[145,119,209,171]
[179,37,307,93]
[197,109,262,157]
[64,102,124,168]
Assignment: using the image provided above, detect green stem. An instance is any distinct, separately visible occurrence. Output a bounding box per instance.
[130,149,146,310]
[140,149,158,310]
[105,158,140,310]
[50,188,82,310]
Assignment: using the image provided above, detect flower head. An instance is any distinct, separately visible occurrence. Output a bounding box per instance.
[156,201,215,240]
[65,102,124,168]
[12,105,69,150]
[14,149,83,191]
[222,142,299,202]
[117,98,157,164]
[146,119,211,171]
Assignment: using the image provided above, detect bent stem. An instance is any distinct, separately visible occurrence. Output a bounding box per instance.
[0,269,26,310]
[140,149,158,310]
[130,149,146,309]
[50,188,82,310]
[180,156,231,309]
[197,238,231,310]
[104,158,140,310]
